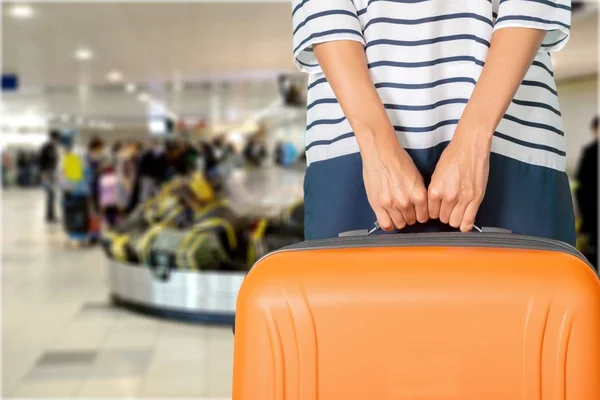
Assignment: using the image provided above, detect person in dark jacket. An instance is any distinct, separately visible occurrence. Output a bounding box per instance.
[137,139,166,203]
[39,130,61,222]
[575,116,599,269]
[87,137,106,213]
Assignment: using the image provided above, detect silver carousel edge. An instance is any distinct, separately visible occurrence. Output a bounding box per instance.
[108,260,245,316]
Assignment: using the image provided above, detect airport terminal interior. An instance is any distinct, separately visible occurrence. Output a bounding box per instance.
[1,1,599,398]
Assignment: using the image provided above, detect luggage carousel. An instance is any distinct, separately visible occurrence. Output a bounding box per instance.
[108,260,244,325]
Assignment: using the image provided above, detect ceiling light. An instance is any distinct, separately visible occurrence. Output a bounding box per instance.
[125,83,136,93]
[9,5,34,19]
[137,93,149,103]
[107,71,123,82]
[74,48,93,61]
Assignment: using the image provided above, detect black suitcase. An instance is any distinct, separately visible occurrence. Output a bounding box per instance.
[63,192,90,238]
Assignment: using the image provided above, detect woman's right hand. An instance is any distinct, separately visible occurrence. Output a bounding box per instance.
[361,138,429,231]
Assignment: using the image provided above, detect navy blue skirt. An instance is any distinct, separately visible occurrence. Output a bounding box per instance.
[304,143,576,245]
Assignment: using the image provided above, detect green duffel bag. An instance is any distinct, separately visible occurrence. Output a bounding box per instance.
[176,231,230,272]
[147,217,236,280]
[134,224,166,265]
[177,218,238,271]
[147,228,184,280]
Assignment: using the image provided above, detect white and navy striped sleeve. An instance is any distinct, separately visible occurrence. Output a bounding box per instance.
[494,0,571,52]
[292,0,364,73]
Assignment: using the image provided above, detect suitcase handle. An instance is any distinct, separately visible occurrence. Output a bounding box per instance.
[338,224,512,237]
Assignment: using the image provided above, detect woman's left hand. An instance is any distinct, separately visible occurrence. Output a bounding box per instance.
[428,127,492,232]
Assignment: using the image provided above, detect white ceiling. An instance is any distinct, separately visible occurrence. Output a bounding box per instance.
[1,2,296,87]
[0,1,597,130]
[553,6,599,81]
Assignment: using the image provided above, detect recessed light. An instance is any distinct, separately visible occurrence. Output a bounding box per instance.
[107,71,123,82]
[74,48,93,61]
[137,93,149,103]
[9,5,34,19]
[125,83,136,93]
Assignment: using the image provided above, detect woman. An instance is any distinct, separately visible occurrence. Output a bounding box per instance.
[292,0,574,243]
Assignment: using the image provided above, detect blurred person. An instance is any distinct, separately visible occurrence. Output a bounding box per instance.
[199,141,218,176]
[126,141,144,212]
[180,137,199,175]
[575,116,599,268]
[60,139,94,241]
[39,130,61,222]
[243,135,267,167]
[165,139,185,179]
[293,1,575,242]
[99,163,120,228]
[212,135,227,162]
[138,139,167,203]
[2,150,12,187]
[111,141,123,162]
[87,136,106,212]
[114,142,138,216]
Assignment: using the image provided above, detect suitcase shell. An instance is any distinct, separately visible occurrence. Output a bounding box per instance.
[63,192,90,238]
[233,233,600,400]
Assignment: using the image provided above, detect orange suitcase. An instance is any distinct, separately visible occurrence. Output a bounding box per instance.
[233,232,600,400]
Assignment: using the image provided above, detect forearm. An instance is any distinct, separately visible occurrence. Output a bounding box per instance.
[313,41,399,158]
[458,28,546,140]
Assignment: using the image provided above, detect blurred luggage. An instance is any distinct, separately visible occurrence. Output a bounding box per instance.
[88,214,101,242]
[233,232,600,399]
[62,192,90,240]
[274,141,299,167]
[147,217,238,280]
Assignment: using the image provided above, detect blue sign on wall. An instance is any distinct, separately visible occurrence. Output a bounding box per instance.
[2,74,19,91]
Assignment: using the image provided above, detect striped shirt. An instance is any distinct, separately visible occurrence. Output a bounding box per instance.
[292,0,571,171]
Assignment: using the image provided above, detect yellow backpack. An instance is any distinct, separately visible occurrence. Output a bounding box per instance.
[63,152,84,182]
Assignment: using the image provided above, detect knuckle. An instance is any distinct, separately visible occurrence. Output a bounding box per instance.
[394,196,409,210]
[380,197,393,209]
[428,185,442,199]
[461,189,474,200]
[443,192,458,203]
[412,190,427,204]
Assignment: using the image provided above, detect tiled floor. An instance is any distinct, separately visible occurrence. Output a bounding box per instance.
[2,189,233,398]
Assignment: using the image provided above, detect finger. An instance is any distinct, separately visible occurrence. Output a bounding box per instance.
[449,199,469,229]
[373,207,394,232]
[413,190,429,223]
[439,193,458,225]
[401,205,417,226]
[460,201,480,232]
[428,186,442,220]
[388,207,406,230]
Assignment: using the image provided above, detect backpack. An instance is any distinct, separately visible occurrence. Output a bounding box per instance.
[63,152,84,182]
